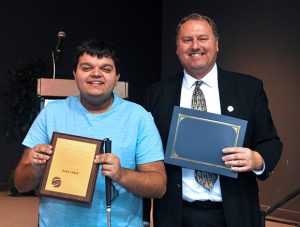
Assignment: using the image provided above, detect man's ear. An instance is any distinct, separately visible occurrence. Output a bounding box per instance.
[73,70,76,79]
[175,45,179,56]
[115,73,120,85]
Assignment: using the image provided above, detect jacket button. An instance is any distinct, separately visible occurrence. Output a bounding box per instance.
[176,184,181,188]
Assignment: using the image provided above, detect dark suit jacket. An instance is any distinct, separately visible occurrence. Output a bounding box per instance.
[143,68,282,227]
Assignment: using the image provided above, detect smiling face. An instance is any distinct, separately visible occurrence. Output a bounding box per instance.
[176,19,219,79]
[74,53,119,112]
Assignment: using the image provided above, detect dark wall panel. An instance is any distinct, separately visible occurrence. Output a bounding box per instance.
[0,1,162,189]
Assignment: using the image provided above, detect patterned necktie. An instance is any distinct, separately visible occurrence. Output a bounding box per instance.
[192,81,217,191]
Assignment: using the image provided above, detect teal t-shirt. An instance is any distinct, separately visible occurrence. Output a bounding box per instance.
[23,94,164,227]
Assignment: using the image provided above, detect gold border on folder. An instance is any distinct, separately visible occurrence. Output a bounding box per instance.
[170,113,241,170]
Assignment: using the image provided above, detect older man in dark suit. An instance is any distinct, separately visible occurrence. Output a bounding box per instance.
[144,13,282,227]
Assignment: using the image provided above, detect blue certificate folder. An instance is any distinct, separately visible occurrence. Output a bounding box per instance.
[164,106,248,178]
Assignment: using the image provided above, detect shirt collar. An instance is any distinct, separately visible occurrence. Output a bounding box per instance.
[182,63,218,90]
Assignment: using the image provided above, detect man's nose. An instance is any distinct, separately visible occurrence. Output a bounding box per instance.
[191,40,200,50]
[92,68,102,76]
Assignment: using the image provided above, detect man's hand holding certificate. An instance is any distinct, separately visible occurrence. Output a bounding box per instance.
[164,106,248,178]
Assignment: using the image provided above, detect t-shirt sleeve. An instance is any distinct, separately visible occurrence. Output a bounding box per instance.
[22,107,50,148]
[135,111,164,165]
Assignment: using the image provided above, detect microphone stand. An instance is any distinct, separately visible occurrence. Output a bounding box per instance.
[51,50,57,79]
[104,139,112,227]
[51,31,65,79]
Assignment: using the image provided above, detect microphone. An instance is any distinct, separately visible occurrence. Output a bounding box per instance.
[53,31,66,53]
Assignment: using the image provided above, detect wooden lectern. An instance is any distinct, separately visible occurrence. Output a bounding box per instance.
[37,78,129,110]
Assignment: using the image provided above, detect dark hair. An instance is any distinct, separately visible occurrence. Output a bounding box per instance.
[73,39,120,74]
[176,13,219,41]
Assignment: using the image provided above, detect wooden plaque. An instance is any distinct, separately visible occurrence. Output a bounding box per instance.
[39,132,102,205]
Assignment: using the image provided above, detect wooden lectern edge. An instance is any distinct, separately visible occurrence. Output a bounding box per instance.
[37,78,128,99]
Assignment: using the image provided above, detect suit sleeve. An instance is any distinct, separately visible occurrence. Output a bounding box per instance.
[252,80,283,180]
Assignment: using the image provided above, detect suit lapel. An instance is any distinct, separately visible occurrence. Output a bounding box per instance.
[218,68,239,118]
[163,73,183,119]
[163,70,238,118]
